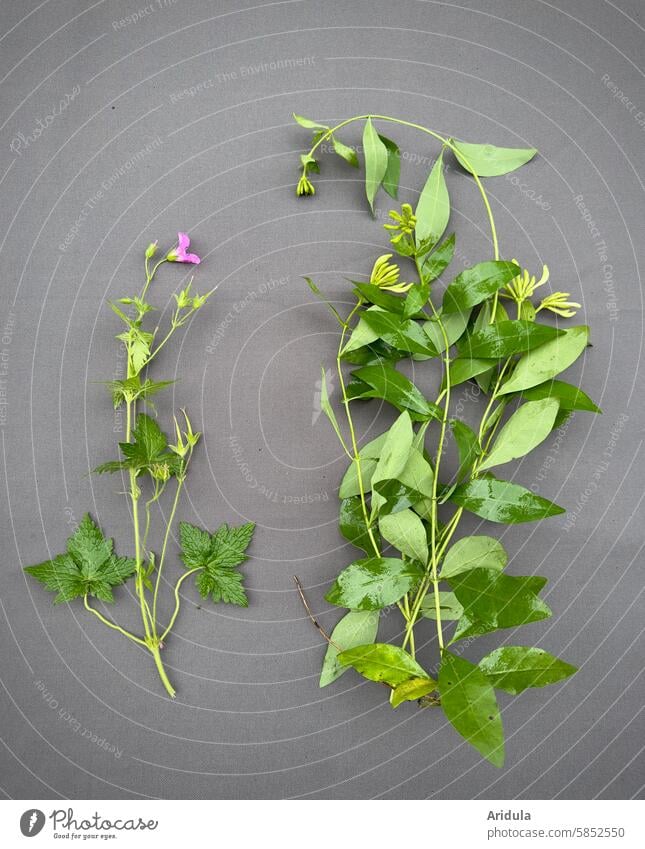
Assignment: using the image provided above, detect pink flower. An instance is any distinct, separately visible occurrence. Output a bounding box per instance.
[167,232,201,264]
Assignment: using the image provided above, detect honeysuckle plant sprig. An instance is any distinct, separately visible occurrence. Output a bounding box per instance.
[292,113,599,766]
[25,233,255,698]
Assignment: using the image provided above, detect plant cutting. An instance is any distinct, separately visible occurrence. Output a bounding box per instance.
[292,113,598,766]
[25,233,255,697]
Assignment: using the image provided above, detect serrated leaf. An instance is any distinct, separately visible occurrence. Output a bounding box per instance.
[439,651,505,767]
[338,643,431,686]
[180,521,255,607]
[319,611,379,687]
[196,568,248,606]
[179,521,212,569]
[440,535,507,580]
[450,139,537,177]
[499,326,589,395]
[363,117,388,213]
[479,398,559,471]
[450,476,565,523]
[24,514,135,604]
[478,646,577,694]
[448,567,551,642]
[415,151,449,249]
[325,556,423,610]
[390,677,437,707]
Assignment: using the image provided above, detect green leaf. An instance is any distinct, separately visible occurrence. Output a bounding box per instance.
[361,309,439,357]
[403,282,429,319]
[415,151,449,249]
[319,367,345,447]
[372,446,435,517]
[451,476,565,523]
[450,419,481,482]
[363,117,388,212]
[332,135,359,168]
[440,535,507,580]
[352,284,407,315]
[390,677,437,707]
[102,413,181,478]
[371,412,414,488]
[442,261,519,314]
[325,556,423,610]
[449,567,551,641]
[293,113,328,130]
[498,326,590,395]
[479,646,577,694]
[378,134,401,198]
[446,357,497,387]
[180,521,255,607]
[351,364,442,421]
[423,307,471,354]
[458,320,564,358]
[478,398,559,471]
[421,233,455,283]
[338,643,431,686]
[339,496,378,554]
[450,138,537,177]
[107,376,175,409]
[420,591,464,620]
[439,651,505,767]
[320,611,380,687]
[24,514,135,604]
[337,431,389,498]
[379,508,428,564]
[341,314,380,354]
[520,379,601,414]
[304,277,344,327]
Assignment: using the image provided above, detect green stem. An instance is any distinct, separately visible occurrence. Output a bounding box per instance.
[159,568,201,644]
[83,596,147,646]
[149,644,176,698]
[336,302,381,559]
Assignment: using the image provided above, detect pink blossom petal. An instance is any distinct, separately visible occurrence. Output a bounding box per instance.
[183,252,201,264]
[177,232,190,251]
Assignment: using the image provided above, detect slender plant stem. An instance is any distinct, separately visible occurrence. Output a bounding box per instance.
[151,458,189,632]
[159,567,202,643]
[83,596,147,646]
[293,576,342,650]
[150,644,176,698]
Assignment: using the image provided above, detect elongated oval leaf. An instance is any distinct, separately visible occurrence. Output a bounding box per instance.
[498,326,589,395]
[332,135,359,168]
[339,642,431,686]
[390,677,437,707]
[423,307,471,353]
[319,610,380,687]
[458,320,564,358]
[319,367,346,447]
[451,138,537,177]
[363,117,388,212]
[339,496,379,554]
[451,476,564,523]
[441,535,507,580]
[338,431,389,498]
[479,646,577,695]
[371,412,414,491]
[439,651,505,767]
[520,379,601,413]
[420,591,464,620]
[341,313,380,354]
[361,309,439,357]
[325,556,423,610]
[421,233,455,283]
[446,357,497,388]
[352,364,442,421]
[293,113,328,130]
[379,508,428,564]
[478,398,559,472]
[448,567,551,642]
[379,134,401,198]
[443,261,518,314]
[415,151,449,249]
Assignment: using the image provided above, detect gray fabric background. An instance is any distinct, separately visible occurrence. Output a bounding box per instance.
[0,0,643,800]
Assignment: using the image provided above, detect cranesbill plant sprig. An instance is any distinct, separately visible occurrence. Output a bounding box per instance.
[25,233,255,697]
[292,113,598,766]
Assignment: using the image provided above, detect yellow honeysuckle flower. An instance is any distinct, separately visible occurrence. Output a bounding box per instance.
[369,254,413,292]
[503,260,550,303]
[537,292,581,318]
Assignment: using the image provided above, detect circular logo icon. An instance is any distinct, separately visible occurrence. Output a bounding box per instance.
[20,809,45,837]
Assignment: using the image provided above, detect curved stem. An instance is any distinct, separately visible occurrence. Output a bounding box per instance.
[83,596,147,646]
[159,568,201,644]
[150,644,176,698]
[336,302,381,559]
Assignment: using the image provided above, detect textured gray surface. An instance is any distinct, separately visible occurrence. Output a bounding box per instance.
[0,0,643,800]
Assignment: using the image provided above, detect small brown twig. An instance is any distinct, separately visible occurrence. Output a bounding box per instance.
[293,575,343,651]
